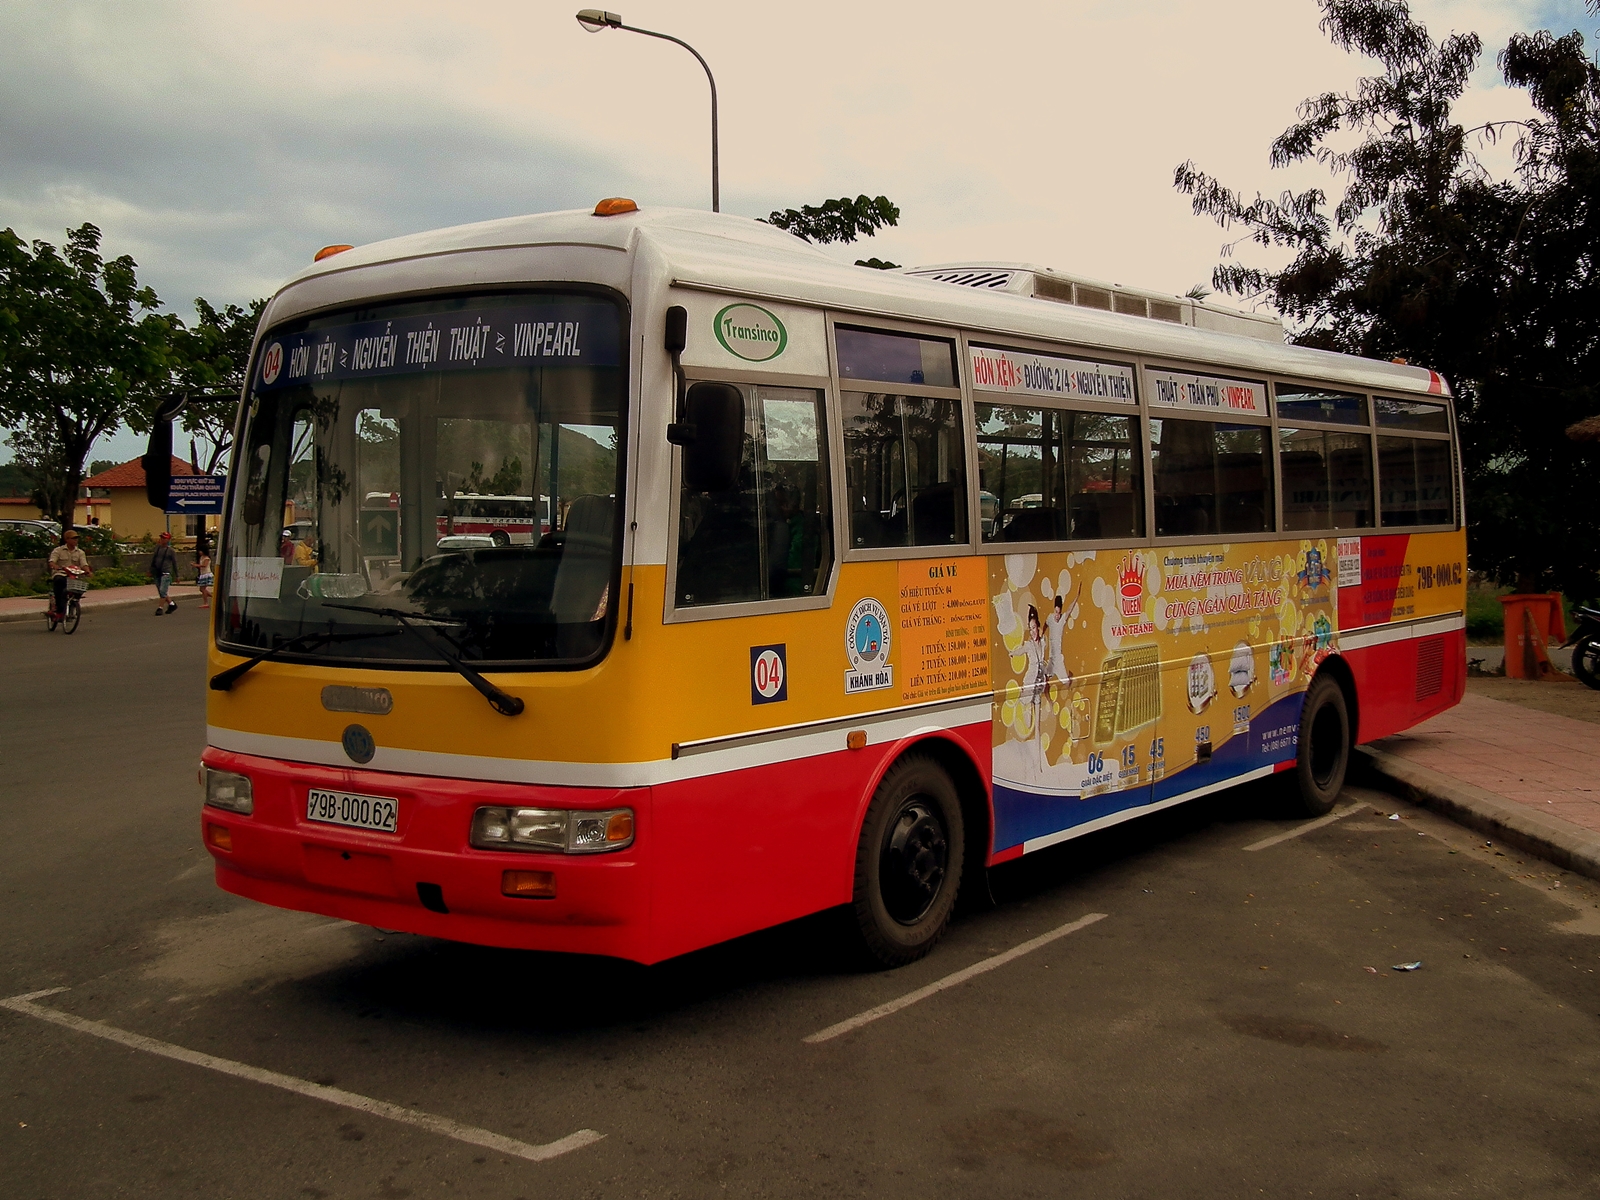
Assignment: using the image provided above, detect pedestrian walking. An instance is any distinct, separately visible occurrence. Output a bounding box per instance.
[150,531,178,615]
[196,551,213,609]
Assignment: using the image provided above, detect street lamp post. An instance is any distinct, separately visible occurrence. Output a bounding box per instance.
[575,10,719,212]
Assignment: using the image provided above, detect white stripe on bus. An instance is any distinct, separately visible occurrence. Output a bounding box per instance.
[208,701,992,788]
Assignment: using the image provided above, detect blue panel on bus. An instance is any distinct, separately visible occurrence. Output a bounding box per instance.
[254,301,621,392]
[991,690,1306,853]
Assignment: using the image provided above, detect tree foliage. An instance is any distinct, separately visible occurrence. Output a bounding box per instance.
[170,297,266,473]
[764,195,900,245]
[1174,0,1600,596]
[0,222,268,525]
[0,224,176,530]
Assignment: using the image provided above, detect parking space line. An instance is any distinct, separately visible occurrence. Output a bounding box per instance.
[1241,802,1363,852]
[803,912,1108,1045]
[1,988,602,1163]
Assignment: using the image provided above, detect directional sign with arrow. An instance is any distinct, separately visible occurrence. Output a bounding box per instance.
[361,509,398,556]
[165,474,227,515]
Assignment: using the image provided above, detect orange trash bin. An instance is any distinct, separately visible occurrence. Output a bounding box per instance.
[1500,593,1570,680]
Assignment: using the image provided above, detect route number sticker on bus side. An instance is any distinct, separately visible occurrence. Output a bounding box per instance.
[751,644,788,704]
[306,788,399,834]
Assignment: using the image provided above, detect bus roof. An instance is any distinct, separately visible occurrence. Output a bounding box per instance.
[271,206,1450,399]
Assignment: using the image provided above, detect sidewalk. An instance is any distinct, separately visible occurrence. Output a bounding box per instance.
[1359,682,1600,884]
[0,583,202,624]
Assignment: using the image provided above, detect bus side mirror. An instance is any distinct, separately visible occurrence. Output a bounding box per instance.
[680,382,743,493]
[142,393,189,508]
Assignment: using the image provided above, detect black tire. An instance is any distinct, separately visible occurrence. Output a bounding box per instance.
[490,529,511,547]
[63,598,81,634]
[1573,635,1600,691]
[849,753,964,968]
[44,606,57,632]
[1284,672,1351,817]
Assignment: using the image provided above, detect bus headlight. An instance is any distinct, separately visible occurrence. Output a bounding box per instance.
[205,768,254,814]
[470,806,634,854]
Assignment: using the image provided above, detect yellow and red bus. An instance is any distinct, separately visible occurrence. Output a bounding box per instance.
[190,202,1465,967]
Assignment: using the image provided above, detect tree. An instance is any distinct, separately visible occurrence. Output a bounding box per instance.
[1174,0,1600,597]
[169,297,266,473]
[0,224,176,531]
[763,195,902,268]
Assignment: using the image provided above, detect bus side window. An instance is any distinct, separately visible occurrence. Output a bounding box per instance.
[1151,417,1274,536]
[675,386,832,607]
[842,392,968,548]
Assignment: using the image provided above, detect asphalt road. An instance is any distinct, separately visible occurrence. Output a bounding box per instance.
[4,604,1599,1199]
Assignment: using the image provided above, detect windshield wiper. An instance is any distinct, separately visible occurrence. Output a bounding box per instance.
[320,603,525,716]
[209,628,400,691]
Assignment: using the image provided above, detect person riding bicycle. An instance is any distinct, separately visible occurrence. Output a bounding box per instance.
[48,529,90,619]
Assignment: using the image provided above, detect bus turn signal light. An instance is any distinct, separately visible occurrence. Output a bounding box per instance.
[593,197,638,217]
[206,823,233,852]
[314,244,354,262]
[847,730,867,750]
[502,870,556,898]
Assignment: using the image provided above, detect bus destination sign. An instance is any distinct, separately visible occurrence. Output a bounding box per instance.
[255,301,621,392]
[969,345,1135,403]
[1145,368,1265,414]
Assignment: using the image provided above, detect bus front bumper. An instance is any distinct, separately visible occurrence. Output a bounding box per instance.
[198,748,653,961]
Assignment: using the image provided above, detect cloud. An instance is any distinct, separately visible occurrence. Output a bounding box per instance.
[2,0,1594,468]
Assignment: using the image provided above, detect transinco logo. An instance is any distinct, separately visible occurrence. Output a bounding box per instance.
[713,303,787,362]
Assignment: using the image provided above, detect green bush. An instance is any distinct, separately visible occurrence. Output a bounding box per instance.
[1465,583,1507,642]
[77,525,120,557]
[86,566,150,589]
[0,527,55,560]
[0,577,48,598]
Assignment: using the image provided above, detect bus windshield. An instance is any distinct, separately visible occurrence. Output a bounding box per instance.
[220,291,626,666]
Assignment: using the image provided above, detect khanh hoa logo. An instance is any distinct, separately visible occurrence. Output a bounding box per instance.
[714,303,788,362]
[1112,554,1155,637]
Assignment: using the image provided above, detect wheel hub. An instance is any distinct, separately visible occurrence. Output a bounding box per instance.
[880,800,948,925]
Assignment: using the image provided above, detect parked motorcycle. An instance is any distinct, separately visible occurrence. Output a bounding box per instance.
[1565,604,1600,690]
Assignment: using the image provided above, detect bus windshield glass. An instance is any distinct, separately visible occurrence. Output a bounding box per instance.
[220,291,626,666]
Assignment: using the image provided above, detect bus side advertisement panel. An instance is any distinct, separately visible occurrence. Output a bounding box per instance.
[1335,529,1468,742]
[1335,531,1465,631]
[986,541,1339,854]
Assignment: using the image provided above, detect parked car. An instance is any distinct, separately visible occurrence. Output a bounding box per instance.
[0,518,61,539]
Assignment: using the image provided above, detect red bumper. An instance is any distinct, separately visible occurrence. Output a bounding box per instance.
[199,748,653,960]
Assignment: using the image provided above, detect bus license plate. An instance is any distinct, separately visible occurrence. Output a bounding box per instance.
[306,789,399,834]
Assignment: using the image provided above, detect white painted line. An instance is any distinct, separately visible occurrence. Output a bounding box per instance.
[803,912,1108,1045]
[1,988,602,1163]
[1242,802,1364,852]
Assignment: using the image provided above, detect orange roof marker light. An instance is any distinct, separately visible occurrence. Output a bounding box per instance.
[593,197,638,217]
[314,244,354,262]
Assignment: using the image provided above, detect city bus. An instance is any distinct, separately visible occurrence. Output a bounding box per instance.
[436,493,553,546]
[189,202,1465,967]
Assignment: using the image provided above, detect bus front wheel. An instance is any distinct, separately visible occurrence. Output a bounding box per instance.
[849,753,964,968]
[490,530,511,547]
[1286,673,1350,817]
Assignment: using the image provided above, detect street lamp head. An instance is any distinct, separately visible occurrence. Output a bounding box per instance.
[576,9,622,31]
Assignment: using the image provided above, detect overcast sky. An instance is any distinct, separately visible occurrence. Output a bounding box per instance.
[2,0,1594,466]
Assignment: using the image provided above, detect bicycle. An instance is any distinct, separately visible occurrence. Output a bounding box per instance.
[46,567,88,635]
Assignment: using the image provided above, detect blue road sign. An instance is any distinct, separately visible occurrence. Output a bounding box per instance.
[166,474,226,515]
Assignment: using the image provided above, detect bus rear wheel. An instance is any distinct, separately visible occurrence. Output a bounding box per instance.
[849,753,964,968]
[1285,673,1350,817]
[490,529,511,547]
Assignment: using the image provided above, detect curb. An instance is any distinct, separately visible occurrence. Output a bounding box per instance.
[0,589,202,624]
[1356,744,1600,884]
